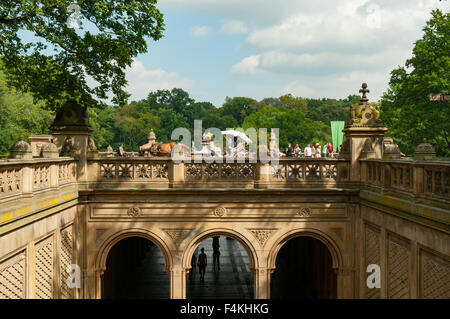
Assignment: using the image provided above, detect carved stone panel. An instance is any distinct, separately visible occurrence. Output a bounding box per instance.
[248,229,277,247]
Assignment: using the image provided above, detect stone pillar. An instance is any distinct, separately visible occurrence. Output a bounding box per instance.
[170,162,185,188]
[170,267,186,299]
[341,83,387,182]
[50,100,93,190]
[255,163,271,189]
[254,268,271,299]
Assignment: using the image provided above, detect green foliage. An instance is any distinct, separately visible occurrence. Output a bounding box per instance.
[242,106,330,148]
[381,9,450,157]
[0,0,164,110]
[0,68,52,156]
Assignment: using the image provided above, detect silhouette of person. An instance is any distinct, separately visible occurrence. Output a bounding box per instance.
[189,252,196,281]
[212,236,221,271]
[198,248,207,281]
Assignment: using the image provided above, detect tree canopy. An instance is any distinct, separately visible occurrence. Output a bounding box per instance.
[381,9,450,157]
[0,0,164,110]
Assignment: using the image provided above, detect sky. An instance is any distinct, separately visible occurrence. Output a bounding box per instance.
[124,0,449,106]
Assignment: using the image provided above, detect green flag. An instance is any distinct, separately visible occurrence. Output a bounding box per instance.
[331,121,345,152]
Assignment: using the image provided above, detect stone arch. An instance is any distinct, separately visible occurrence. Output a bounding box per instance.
[182,228,258,272]
[96,228,173,275]
[268,228,343,271]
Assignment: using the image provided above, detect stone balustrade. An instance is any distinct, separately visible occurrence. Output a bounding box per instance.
[0,158,78,234]
[85,157,352,189]
[362,158,450,202]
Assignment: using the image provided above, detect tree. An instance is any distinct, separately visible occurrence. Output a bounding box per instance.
[0,68,52,155]
[0,1,164,110]
[381,9,450,156]
[221,97,257,124]
[279,94,307,112]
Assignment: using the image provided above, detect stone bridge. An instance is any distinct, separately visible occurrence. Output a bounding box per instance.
[0,91,449,299]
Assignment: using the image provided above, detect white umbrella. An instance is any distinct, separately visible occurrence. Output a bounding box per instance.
[221,130,253,144]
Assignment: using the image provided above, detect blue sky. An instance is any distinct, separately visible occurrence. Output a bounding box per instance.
[122,0,449,107]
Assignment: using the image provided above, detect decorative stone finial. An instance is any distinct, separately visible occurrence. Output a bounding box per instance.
[41,138,59,158]
[359,83,370,103]
[148,130,156,144]
[383,137,401,159]
[414,138,436,160]
[10,136,32,159]
[346,82,384,128]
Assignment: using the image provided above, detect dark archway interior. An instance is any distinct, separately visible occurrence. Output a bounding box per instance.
[271,236,337,299]
[186,236,254,299]
[102,236,170,299]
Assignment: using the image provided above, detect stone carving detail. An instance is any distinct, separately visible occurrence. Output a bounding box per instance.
[322,164,337,179]
[88,138,97,152]
[297,207,312,217]
[365,225,380,299]
[118,163,133,178]
[288,164,303,179]
[414,138,436,160]
[248,229,277,247]
[35,236,54,299]
[272,165,286,179]
[58,163,71,184]
[0,251,26,299]
[238,164,254,179]
[164,229,193,247]
[421,251,450,298]
[60,226,74,299]
[100,163,115,179]
[305,165,320,179]
[221,164,236,179]
[383,137,401,159]
[205,163,219,179]
[0,168,21,195]
[153,163,168,179]
[347,83,383,128]
[60,136,76,158]
[213,206,227,217]
[185,163,202,180]
[10,136,33,160]
[387,237,410,299]
[52,100,89,127]
[127,207,141,217]
[33,165,50,190]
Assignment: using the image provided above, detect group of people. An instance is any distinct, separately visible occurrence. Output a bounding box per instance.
[273,142,335,158]
[190,236,221,282]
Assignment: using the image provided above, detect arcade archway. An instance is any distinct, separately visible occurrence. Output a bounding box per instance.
[270,236,337,299]
[184,231,256,299]
[102,236,170,298]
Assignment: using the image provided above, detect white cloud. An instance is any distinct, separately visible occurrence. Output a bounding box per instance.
[125,60,195,101]
[189,25,212,37]
[220,20,248,34]
[231,55,262,74]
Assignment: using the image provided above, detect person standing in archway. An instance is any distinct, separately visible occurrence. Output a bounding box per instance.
[189,252,196,281]
[212,236,221,271]
[198,248,207,281]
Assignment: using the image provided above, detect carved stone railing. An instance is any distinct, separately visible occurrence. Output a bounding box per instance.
[86,157,352,189]
[0,158,78,232]
[362,158,450,202]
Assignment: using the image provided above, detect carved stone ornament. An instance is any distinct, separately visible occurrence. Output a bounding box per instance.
[383,137,401,159]
[127,207,141,217]
[163,229,192,247]
[346,83,384,128]
[213,206,227,217]
[41,139,59,158]
[414,138,436,160]
[10,136,33,159]
[297,207,312,217]
[60,136,75,157]
[88,137,97,152]
[248,229,277,247]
